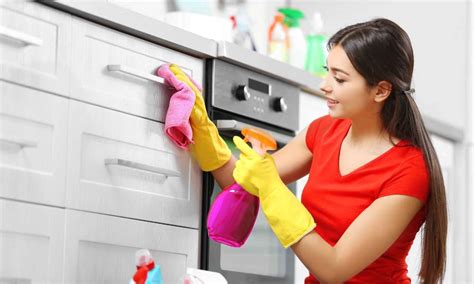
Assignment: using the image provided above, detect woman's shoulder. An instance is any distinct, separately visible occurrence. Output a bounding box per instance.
[308,115,348,133]
[306,115,349,151]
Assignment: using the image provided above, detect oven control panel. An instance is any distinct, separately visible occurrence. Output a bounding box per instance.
[209,60,299,132]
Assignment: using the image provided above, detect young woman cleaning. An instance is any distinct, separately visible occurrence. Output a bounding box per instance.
[168,17,447,284]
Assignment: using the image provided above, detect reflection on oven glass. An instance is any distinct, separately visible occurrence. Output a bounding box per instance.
[220,206,286,276]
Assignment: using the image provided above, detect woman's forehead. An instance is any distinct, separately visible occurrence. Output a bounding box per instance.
[327,45,354,73]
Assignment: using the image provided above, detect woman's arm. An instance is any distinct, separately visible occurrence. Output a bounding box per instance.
[211,126,312,189]
[292,195,424,283]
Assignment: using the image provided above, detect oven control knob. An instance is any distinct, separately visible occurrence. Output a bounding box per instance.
[235,85,250,101]
[273,97,288,112]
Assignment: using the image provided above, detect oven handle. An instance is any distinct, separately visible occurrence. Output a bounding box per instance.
[215,119,293,145]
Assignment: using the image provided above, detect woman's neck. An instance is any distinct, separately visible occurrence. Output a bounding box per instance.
[347,115,389,146]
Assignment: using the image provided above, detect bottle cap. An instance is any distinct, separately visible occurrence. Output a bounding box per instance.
[278,8,304,27]
[312,12,324,33]
[275,13,284,23]
[135,249,153,267]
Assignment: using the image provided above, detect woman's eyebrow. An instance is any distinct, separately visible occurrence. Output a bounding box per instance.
[330,66,350,76]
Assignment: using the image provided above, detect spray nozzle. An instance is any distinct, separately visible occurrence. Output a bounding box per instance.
[241,127,277,156]
[278,8,305,28]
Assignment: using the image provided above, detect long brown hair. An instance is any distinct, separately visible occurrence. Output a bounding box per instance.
[328,18,447,283]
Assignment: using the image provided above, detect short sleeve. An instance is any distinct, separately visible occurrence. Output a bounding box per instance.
[378,154,430,203]
[305,115,328,152]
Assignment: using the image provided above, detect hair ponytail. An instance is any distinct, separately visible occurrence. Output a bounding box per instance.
[383,90,447,284]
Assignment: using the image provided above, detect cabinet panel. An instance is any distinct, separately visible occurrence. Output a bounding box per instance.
[70,17,204,123]
[64,210,199,283]
[0,1,70,96]
[0,199,65,283]
[66,100,202,228]
[0,81,68,206]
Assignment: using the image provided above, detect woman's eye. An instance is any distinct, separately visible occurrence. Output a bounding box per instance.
[323,65,329,71]
[334,77,345,83]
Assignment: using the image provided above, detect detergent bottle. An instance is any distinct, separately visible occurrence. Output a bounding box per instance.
[305,12,328,77]
[207,127,277,247]
[130,249,164,284]
[278,8,307,69]
[267,13,287,62]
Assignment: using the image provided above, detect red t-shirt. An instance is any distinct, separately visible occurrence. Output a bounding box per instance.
[302,115,430,283]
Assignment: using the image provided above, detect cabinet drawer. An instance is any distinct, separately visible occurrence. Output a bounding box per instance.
[0,1,70,96]
[66,100,202,228]
[0,199,65,283]
[0,81,68,206]
[64,209,199,283]
[70,17,204,123]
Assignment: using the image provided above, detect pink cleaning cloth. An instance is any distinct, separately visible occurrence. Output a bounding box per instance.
[156,64,196,150]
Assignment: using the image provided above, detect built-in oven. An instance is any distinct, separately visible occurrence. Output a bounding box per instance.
[201,59,300,283]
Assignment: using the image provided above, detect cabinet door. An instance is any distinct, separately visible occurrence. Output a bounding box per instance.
[66,100,202,228]
[0,81,68,206]
[0,1,70,96]
[63,210,199,283]
[70,17,204,123]
[0,199,65,283]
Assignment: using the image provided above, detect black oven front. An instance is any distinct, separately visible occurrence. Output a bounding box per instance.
[200,59,300,283]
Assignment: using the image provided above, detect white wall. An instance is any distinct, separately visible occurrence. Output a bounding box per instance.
[292,0,469,131]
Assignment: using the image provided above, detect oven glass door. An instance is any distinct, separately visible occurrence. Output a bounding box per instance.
[207,127,295,283]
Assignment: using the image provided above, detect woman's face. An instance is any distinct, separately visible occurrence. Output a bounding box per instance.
[320,45,379,119]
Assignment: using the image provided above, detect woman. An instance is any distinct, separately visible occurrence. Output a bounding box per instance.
[168,17,447,283]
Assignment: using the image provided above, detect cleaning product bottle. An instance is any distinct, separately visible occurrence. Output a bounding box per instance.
[278,8,307,69]
[130,249,164,284]
[207,127,277,248]
[305,12,328,77]
[267,13,287,62]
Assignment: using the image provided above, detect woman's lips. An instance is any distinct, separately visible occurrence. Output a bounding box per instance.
[327,98,339,107]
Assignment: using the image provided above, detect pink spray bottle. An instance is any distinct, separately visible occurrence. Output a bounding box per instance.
[206,127,277,247]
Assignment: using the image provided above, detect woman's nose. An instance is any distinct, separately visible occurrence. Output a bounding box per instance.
[319,76,332,94]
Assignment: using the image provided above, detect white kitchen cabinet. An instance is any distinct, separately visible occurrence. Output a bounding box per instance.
[0,81,68,206]
[70,17,204,123]
[1,2,206,282]
[298,91,327,130]
[0,199,65,283]
[63,209,199,283]
[66,100,202,229]
[0,1,70,96]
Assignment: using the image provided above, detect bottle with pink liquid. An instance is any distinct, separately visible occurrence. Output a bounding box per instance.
[207,128,277,247]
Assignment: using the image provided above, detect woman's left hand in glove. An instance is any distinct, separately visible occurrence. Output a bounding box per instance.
[232,136,316,248]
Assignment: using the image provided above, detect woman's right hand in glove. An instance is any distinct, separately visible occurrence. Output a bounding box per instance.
[168,64,231,172]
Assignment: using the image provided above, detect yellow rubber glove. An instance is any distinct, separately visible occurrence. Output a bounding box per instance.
[232,136,316,248]
[169,64,231,172]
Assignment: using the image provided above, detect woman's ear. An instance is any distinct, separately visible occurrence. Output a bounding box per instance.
[374,81,393,103]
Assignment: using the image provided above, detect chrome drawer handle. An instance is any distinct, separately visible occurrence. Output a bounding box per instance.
[107,64,167,85]
[104,158,181,178]
[0,138,37,148]
[0,25,43,46]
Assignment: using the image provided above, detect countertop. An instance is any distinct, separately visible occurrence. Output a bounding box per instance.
[41,0,323,96]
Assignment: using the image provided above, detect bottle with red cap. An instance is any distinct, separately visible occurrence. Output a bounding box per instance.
[130,249,163,284]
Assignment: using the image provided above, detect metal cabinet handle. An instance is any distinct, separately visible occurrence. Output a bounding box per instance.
[0,138,37,148]
[107,64,167,85]
[216,119,293,145]
[104,158,181,178]
[0,25,43,46]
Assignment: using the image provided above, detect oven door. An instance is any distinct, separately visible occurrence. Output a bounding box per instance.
[201,116,295,284]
